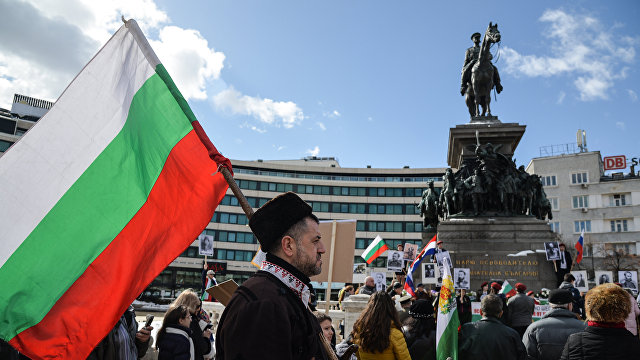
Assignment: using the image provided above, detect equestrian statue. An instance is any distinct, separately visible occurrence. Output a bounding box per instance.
[460,23,503,117]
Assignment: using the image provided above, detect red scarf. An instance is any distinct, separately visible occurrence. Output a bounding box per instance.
[587,321,625,328]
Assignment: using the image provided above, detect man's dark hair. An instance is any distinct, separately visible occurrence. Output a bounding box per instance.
[564,273,575,282]
[481,294,503,318]
[267,214,319,253]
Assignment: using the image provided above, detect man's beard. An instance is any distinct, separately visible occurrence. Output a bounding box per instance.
[294,248,322,277]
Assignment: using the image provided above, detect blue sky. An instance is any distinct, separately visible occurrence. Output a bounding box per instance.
[1,0,638,170]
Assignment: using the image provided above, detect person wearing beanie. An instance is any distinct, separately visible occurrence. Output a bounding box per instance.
[402,299,436,360]
[559,273,584,319]
[478,281,489,301]
[216,192,331,360]
[561,283,640,359]
[489,282,509,325]
[459,294,526,360]
[507,282,535,337]
[522,289,585,360]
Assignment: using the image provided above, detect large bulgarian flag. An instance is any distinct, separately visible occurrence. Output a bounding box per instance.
[0,20,229,359]
[436,257,459,360]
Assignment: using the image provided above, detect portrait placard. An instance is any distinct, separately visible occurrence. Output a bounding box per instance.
[594,270,613,285]
[198,234,214,256]
[544,241,561,261]
[571,270,588,292]
[371,271,387,292]
[453,268,471,289]
[403,243,419,261]
[353,263,367,283]
[387,250,404,272]
[618,270,638,290]
[422,263,439,284]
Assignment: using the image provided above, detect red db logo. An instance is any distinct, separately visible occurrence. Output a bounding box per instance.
[603,155,626,171]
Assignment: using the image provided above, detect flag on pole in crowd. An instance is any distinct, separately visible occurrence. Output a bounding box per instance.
[405,234,437,297]
[436,256,459,360]
[575,231,584,264]
[499,280,517,297]
[361,235,388,264]
[0,19,230,359]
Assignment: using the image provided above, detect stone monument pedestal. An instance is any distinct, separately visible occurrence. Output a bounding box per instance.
[437,216,557,292]
[447,118,526,169]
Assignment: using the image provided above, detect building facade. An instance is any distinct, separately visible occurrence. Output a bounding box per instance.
[150,158,445,299]
[526,151,640,257]
[0,94,52,155]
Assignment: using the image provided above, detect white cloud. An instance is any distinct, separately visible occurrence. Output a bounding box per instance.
[556,91,566,104]
[150,26,225,100]
[317,122,326,131]
[213,87,303,128]
[273,145,286,151]
[0,0,298,124]
[501,9,637,101]
[306,146,320,157]
[616,121,626,130]
[323,110,341,118]
[628,89,638,102]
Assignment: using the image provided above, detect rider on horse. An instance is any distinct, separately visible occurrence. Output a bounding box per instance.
[460,32,503,96]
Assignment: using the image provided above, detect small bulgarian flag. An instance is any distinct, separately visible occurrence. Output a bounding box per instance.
[499,280,517,297]
[361,235,389,264]
[0,20,229,359]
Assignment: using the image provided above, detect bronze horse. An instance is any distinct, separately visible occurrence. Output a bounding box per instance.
[465,23,501,117]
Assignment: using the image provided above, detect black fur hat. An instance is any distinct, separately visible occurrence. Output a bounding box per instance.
[249,192,314,251]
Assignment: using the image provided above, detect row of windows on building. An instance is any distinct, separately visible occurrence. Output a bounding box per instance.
[540,172,589,187]
[220,194,421,215]
[235,179,429,198]
[180,246,255,262]
[211,211,424,233]
[549,219,633,234]
[545,194,630,211]
[234,167,441,183]
[180,236,424,255]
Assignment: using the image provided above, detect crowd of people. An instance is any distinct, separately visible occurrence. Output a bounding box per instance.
[3,191,639,359]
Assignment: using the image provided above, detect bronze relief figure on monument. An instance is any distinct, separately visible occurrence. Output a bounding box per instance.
[416,22,558,292]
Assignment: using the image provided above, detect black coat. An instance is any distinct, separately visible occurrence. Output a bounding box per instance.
[456,295,472,324]
[190,313,212,359]
[215,254,327,360]
[157,325,192,360]
[560,326,640,360]
[459,316,526,360]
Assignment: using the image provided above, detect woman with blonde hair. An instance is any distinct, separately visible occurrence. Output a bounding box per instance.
[351,291,411,360]
[561,283,640,359]
[172,289,213,359]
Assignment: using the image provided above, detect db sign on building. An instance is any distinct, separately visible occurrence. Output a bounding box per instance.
[603,155,626,171]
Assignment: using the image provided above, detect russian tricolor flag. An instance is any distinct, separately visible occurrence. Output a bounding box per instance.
[405,235,438,297]
[575,231,584,264]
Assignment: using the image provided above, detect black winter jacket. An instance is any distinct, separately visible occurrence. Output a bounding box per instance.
[560,326,640,360]
[157,325,192,360]
[459,316,526,360]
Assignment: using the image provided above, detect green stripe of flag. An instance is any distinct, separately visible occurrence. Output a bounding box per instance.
[0,69,192,340]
